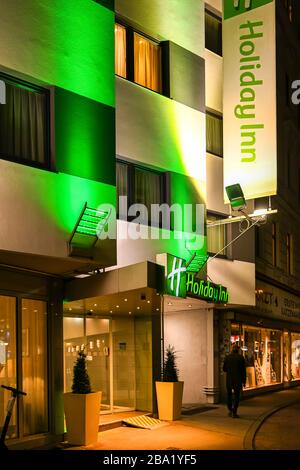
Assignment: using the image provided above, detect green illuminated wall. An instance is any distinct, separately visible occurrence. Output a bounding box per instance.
[55,88,115,185]
[0,0,114,107]
[0,0,116,266]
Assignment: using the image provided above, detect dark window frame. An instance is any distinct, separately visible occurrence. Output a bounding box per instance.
[115,20,169,97]
[206,110,223,158]
[205,8,222,57]
[116,159,168,227]
[207,211,227,258]
[272,222,278,267]
[0,71,51,171]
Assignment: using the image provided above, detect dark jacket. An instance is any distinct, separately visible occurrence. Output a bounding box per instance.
[223,352,246,389]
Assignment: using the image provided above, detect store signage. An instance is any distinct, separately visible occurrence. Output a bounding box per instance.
[255,281,300,324]
[223,0,277,201]
[157,254,229,304]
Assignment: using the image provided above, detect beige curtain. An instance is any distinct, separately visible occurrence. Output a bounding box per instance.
[0,296,17,439]
[0,82,46,164]
[134,33,161,93]
[115,24,126,78]
[22,299,48,436]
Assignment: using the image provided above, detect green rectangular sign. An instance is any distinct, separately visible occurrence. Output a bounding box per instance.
[165,254,229,304]
[223,0,273,20]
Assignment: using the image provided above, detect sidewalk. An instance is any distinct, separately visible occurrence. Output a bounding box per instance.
[66,387,300,451]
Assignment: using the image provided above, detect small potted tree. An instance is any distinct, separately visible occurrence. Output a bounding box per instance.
[64,350,102,446]
[155,345,184,421]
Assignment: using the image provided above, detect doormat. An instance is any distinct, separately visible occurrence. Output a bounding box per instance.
[122,415,168,430]
[181,405,218,415]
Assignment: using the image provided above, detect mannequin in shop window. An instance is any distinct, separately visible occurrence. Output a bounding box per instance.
[223,344,246,418]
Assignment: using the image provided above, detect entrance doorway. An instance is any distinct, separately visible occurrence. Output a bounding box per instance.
[63,315,137,414]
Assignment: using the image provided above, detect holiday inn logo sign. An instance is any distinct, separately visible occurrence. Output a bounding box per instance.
[223,0,277,201]
[164,254,229,304]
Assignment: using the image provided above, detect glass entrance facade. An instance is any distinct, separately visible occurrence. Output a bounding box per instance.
[63,315,152,413]
[0,295,48,440]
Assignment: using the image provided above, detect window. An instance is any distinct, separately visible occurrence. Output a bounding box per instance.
[115,23,126,78]
[134,33,162,93]
[207,213,226,255]
[291,333,300,380]
[206,112,223,157]
[286,233,294,275]
[205,10,222,56]
[22,299,48,436]
[282,0,293,22]
[115,23,162,94]
[0,296,17,439]
[0,74,49,168]
[272,222,278,267]
[239,324,282,388]
[116,160,166,225]
[0,296,48,440]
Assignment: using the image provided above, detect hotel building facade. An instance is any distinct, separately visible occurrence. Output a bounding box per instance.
[0,0,299,449]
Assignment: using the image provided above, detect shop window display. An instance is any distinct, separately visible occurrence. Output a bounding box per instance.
[230,324,282,389]
[283,332,291,382]
[291,333,300,380]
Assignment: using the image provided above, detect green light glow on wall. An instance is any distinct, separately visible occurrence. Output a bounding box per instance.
[0,0,115,107]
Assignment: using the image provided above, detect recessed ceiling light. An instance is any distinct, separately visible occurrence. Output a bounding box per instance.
[147,300,150,304]
[124,298,128,302]
[156,308,160,311]
[116,305,120,308]
[109,310,113,314]
[90,309,94,312]
[129,311,132,315]
[188,305,192,308]
[69,308,72,311]
[94,304,97,307]
[137,306,140,310]
[75,274,90,279]
[167,302,172,306]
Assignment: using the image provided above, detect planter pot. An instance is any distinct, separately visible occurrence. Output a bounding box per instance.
[155,381,184,421]
[64,391,102,446]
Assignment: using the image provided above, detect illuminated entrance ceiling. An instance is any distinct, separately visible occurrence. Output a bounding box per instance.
[64,287,161,317]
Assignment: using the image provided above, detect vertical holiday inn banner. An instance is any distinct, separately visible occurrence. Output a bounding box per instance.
[223,0,277,201]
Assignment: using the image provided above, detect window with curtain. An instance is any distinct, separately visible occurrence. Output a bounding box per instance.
[116,160,165,225]
[134,167,162,214]
[206,112,223,157]
[207,214,226,255]
[115,23,127,78]
[0,76,49,167]
[134,32,162,93]
[205,10,222,56]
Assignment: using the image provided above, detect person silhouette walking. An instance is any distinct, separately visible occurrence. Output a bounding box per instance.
[223,344,246,418]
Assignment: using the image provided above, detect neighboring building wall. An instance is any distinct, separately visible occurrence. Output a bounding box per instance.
[256,1,300,293]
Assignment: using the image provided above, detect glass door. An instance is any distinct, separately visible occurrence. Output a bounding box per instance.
[64,316,112,413]
[63,315,138,414]
[86,318,111,413]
